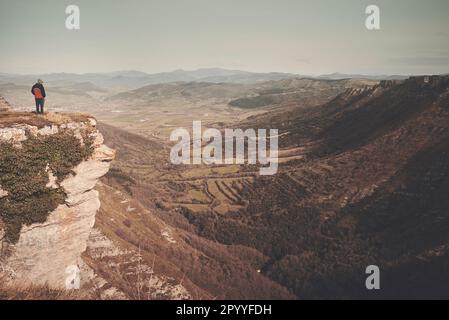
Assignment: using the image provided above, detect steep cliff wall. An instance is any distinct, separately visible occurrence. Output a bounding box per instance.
[0,110,115,289]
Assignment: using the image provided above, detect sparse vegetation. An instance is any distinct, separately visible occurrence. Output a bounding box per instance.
[106,167,136,195]
[229,95,281,108]
[0,280,90,300]
[0,112,92,128]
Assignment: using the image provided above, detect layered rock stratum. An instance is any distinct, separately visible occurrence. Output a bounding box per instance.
[0,102,195,300]
[0,106,115,289]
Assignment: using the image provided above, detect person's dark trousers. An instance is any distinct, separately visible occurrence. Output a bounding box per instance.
[35,99,44,114]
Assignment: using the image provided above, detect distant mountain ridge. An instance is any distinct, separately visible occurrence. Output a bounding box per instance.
[318,72,409,80]
[0,68,416,91]
[0,68,300,90]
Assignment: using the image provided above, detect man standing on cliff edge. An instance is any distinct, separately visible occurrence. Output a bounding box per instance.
[31,79,46,114]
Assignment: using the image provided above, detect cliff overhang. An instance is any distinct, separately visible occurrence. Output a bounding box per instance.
[0,110,115,289]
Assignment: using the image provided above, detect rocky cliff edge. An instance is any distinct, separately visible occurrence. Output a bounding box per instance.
[0,109,115,289]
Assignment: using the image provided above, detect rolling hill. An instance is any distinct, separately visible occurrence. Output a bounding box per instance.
[95,75,449,298]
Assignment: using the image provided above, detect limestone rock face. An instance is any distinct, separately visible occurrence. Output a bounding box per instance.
[0,126,28,146]
[0,117,115,289]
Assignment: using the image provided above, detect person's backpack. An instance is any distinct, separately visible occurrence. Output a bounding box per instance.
[33,87,44,99]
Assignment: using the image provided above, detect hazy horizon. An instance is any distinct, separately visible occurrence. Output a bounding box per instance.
[1,0,449,75]
[0,67,423,77]
[1,66,446,78]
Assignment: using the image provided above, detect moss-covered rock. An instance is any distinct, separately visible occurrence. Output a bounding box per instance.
[0,130,94,243]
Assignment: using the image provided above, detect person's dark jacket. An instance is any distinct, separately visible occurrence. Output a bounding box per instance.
[31,83,46,99]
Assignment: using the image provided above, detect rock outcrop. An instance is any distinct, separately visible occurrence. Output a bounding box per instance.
[0,112,115,289]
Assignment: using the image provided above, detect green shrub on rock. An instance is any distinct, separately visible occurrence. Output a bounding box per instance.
[0,131,94,243]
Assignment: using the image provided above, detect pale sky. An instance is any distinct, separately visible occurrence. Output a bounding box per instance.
[1,0,449,75]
